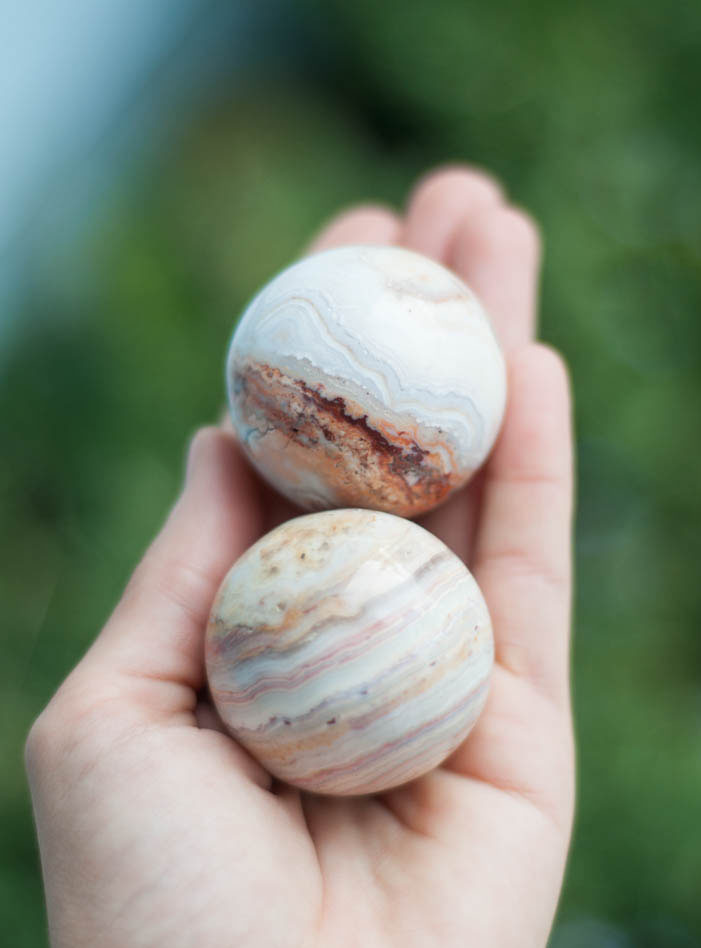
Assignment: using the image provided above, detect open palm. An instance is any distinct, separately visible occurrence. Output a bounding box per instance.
[26,167,574,948]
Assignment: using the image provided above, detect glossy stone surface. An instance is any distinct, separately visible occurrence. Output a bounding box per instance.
[205,509,493,795]
[227,245,506,517]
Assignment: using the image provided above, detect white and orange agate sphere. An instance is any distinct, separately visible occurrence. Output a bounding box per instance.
[226,245,506,517]
[205,509,493,796]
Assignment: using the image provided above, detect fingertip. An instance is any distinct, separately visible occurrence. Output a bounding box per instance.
[508,343,572,425]
[527,342,571,391]
[406,164,505,212]
[218,404,235,431]
[185,425,225,481]
[402,164,504,258]
[184,424,251,493]
[449,203,542,284]
[307,204,401,252]
[508,337,566,373]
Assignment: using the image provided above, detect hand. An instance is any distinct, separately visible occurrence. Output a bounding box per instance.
[26,166,574,948]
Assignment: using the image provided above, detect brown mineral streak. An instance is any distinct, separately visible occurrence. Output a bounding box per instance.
[235,362,456,515]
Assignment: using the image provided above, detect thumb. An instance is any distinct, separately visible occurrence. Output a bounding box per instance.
[83,427,263,716]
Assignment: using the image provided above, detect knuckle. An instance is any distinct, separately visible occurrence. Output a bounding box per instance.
[24,708,55,772]
[149,554,214,628]
[25,676,126,777]
[24,684,82,771]
[487,547,570,597]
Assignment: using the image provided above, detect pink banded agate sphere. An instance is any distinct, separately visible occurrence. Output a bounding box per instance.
[205,509,493,795]
[227,245,506,517]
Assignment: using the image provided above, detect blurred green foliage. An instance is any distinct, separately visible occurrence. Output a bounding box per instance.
[2,0,700,944]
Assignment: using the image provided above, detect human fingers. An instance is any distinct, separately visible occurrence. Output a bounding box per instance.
[306,204,401,253]
[405,167,539,557]
[402,164,504,260]
[403,164,539,353]
[471,343,574,707]
[402,167,502,558]
[449,202,541,353]
[84,427,264,716]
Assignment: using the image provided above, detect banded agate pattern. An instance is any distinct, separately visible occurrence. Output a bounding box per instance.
[205,509,493,795]
[227,245,506,517]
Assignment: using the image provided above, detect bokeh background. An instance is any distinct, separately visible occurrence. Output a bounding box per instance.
[2,1,700,944]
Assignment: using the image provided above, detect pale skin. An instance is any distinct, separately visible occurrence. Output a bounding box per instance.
[26,166,575,948]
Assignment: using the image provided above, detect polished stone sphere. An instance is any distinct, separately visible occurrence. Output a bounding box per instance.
[227,245,506,517]
[205,509,493,795]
